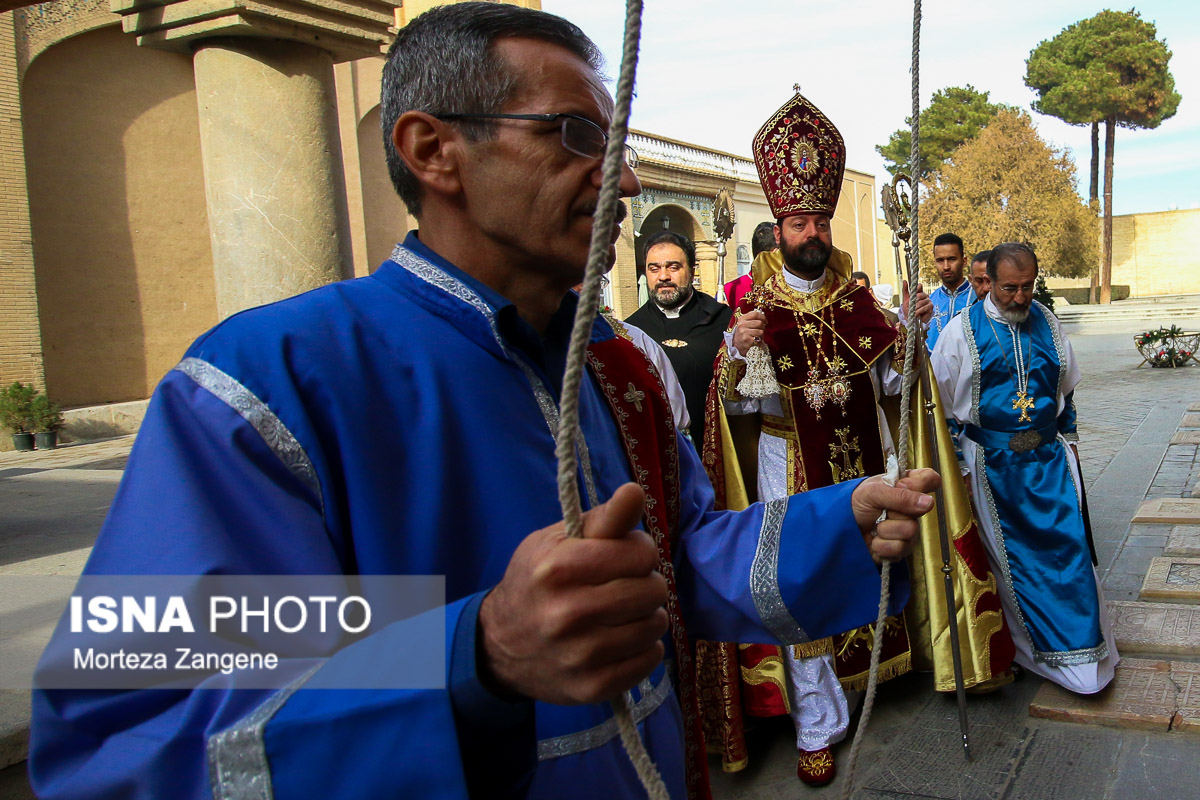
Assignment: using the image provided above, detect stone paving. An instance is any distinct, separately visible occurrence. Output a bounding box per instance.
[1029,659,1200,732]
[1021,324,1200,772]
[1105,600,1200,656]
[1167,526,1200,557]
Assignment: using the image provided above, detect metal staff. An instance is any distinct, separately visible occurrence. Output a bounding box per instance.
[882,173,972,761]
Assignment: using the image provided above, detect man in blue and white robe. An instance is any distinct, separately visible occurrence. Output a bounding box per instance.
[932,243,1117,694]
[927,232,977,351]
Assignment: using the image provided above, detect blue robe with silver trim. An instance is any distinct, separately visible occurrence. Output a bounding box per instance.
[951,300,1103,666]
[30,234,906,800]
[927,279,976,351]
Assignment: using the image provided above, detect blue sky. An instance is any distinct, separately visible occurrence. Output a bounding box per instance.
[541,0,1199,217]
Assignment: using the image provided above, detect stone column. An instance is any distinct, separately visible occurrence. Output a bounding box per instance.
[112,0,396,317]
[610,198,639,318]
[193,38,352,317]
[694,241,719,297]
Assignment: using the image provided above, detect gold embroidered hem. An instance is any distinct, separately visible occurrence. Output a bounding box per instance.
[837,652,912,692]
[793,638,832,659]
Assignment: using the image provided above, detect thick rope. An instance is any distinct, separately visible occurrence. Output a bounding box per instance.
[840,1,921,797]
[552,3,668,798]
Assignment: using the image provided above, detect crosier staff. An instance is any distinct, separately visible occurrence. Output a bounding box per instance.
[883,173,972,762]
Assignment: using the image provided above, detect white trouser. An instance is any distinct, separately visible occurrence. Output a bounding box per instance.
[784,648,851,751]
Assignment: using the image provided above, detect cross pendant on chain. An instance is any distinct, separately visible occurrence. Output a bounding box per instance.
[1012,390,1034,423]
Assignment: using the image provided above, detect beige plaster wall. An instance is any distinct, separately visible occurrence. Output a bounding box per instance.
[358,105,416,271]
[22,26,216,407]
[399,0,540,26]
[1046,208,1200,299]
[832,169,878,281]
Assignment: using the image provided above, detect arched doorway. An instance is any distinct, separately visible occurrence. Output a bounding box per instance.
[634,204,704,271]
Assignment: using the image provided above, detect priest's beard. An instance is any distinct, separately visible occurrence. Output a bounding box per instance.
[998,299,1031,325]
[653,282,693,310]
[780,237,832,279]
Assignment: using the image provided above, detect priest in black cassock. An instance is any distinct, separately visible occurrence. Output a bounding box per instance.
[626,230,733,447]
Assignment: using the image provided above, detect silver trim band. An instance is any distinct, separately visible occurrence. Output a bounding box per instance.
[207,664,322,800]
[390,245,508,354]
[963,306,982,427]
[750,498,808,643]
[536,663,674,761]
[175,358,323,516]
[1037,300,1069,398]
[513,358,601,509]
[1034,640,1109,667]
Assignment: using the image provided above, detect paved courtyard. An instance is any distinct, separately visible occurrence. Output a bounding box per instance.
[0,314,1197,799]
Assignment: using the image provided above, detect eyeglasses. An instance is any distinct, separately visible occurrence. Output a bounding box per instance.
[434,112,639,169]
[997,282,1036,295]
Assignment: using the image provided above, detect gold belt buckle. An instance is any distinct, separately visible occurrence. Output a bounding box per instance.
[1008,430,1044,452]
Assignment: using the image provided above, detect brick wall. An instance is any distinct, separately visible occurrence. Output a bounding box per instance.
[0,13,45,392]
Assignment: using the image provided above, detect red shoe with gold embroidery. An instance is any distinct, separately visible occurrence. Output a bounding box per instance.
[797,747,836,786]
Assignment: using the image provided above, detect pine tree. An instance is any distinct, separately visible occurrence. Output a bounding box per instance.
[1025,10,1181,304]
[876,86,1012,181]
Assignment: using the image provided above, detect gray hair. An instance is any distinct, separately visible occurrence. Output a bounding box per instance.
[986,242,1039,282]
[380,2,603,216]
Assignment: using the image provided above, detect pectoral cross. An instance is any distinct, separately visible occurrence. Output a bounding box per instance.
[828,426,865,483]
[624,382,645,412]
[1012,391,1034,423]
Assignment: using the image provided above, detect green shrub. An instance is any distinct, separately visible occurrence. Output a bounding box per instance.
[30,394,64,433]
[0,382,37,433]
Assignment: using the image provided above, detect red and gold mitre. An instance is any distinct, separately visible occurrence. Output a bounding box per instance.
[752,91,846,220]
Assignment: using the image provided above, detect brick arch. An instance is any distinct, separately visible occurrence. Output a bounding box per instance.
[14,0,118,79]
[635,203,705,271]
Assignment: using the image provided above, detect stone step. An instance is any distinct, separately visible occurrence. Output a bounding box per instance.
[1029,658,1200,734]
[1133,498,1200,524]
[1109,601,1200,655]
[1056,305,1200,321]
[1182,414,1200,429]
[1167,526,1200,557]
[1190,402,1200,413]
[1170,431,1200,446]
[1140,557,1200,602]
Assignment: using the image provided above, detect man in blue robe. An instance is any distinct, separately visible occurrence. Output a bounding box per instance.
[29,5,939,799]
[931,242,1117,694]
[927,232,977,350]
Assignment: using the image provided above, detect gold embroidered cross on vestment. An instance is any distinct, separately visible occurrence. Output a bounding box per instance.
[828,426,865,483]
[624,382,645,412]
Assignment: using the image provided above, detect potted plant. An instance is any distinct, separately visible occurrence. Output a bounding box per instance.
[1134,325,1200,368]
[0,382,36,451]
[30,394,64,450]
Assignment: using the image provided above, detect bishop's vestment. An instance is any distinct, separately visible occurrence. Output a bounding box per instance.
[697,267,913,767]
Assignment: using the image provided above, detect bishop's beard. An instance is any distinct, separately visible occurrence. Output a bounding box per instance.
[781,237,832,276]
